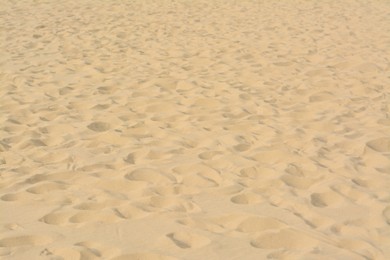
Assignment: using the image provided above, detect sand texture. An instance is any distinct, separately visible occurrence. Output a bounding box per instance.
[1,0,390,259]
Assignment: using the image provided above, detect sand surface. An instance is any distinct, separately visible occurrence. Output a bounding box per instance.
[1,0,390,259]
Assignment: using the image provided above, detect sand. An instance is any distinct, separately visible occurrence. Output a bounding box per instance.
[1,0,390,259]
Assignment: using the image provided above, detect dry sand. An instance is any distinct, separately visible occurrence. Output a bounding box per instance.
[1,0,390,259]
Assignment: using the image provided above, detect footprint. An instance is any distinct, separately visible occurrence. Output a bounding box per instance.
[26,172,78,184]
[305,69,329,77]
[148,196,180,209]
[338,239,379,260]
[238,167,260,179]
[125,168,173,184]
[182,174,219,188]
[111,252,177,260]
[26,182,67,194]
[146,103,176,113]
[208,185,244,195]
[59,86,73,95]
[237,217,285,233]
[74,242,101,258]
[366,137,390,153]
[251,229,318,249]
[233,143,251,152]
[69,211,117,224]
[0,235,53,247]
[75,241,120,259]
[113,204,148,219]
[40,211,73,225]
[166,231,210,249]
[285,163,304,176]
[231,193,262,204]
[383,206,390,225]
[355,62,379,72]
[251,149,291,164]
[197,168,222,186]
[74,202,108,211]
[309,91,333,102]
[198,151,221,160]
[95,177,147,193]
[87,122,111,132]
[273,62,292,66]
[1,192,31,202]
[92,104,110,110]
[176,80,196,91]
[50,247,81,260]
[137,196,200,213]
[30,139,47,147]
[331,183,369,202]
[151,186,185,196]
[310,191,342,208]
[281,174,316,189]
[123,153,135,164]
[177,218,226,233]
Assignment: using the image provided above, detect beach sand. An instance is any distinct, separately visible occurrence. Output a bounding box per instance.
[1,0,390,259]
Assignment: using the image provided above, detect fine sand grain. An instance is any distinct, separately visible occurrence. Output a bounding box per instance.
[1,0,390,259]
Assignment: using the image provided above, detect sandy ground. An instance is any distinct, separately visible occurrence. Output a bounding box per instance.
[1,0,390,259]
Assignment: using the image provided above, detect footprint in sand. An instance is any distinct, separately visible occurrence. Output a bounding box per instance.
[26,171,78,184]
[236,216,286,233]
[310,191,343,208]
[26,182,68,194]
[113,204,148,219]
[69,211,118,224]
[73,201,110,211]
[41,209,119,225]
[366,137,390,153]
[30,139,47,147]
[281,174,317,190]
[136,196,201,213]
[233,143,251,152]
[53,242,118,260]
[123,152,135,164]
[231,192,263,205]
[87,122,111,132]
[166,231,210,249]
[383,206,390,225]
[73,241,119,259]
[338,238,380,259]
[125,168,174,184]
[111,252,177,260]
[0,235,53,247]
[198,151,221,160]
[309,91,334,102]
[179,165,221,188]
[177,218,226,234]
[250,228,318,249]
[151,185,196,196]
[40,211,74,225]
[1,192,32,202]
[58,86,73,95]
[51,248,83,260]
[238,167,261,179]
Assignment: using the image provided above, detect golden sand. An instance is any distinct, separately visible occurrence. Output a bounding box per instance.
[1,0,390,259]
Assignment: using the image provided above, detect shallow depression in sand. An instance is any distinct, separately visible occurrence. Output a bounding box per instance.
[251,229,319,249]
[0,235,53,247]
[87,122,111,132]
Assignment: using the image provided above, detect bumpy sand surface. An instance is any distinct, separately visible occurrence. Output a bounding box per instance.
[1,0,390,259]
